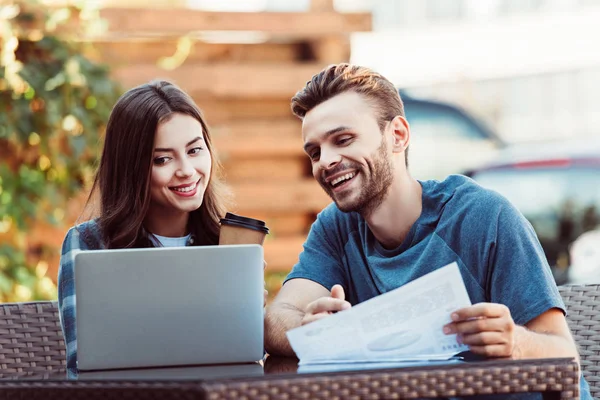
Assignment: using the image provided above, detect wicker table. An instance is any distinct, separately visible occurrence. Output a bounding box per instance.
[0,356,579,399]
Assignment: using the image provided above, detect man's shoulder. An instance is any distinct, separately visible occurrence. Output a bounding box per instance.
[435,174,512,214]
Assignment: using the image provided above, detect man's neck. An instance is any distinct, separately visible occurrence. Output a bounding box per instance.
[144,207,189,238]
[364,172,422,250]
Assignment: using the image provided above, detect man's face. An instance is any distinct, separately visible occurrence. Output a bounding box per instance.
[302,91,394,216]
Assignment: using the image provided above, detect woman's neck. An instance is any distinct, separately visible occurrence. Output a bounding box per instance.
[144,210,189,238]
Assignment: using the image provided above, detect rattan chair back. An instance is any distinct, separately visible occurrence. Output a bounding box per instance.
[0,301,65,374]
[559,283,600,397]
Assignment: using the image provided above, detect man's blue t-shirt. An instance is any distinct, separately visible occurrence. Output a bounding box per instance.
[285,175,591,399]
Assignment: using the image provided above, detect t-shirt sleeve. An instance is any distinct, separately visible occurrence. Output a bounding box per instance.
[488,200,566,326]
[284,206,348,292]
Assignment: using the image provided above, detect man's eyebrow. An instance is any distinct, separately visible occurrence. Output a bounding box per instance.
[154,136,203,152]
[303,126,351,153]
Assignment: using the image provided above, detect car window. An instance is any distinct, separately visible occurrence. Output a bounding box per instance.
[471,167,600,267]
[405,102,490,141]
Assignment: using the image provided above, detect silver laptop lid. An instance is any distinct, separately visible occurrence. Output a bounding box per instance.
[75,244,264,371]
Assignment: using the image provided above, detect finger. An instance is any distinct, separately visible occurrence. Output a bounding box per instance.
[451,303,510,322]
[301,312,332,326]
[306,297,351,314]
[445,317,512,335]
[263,261,267,270]
[459,331,509,346]
[330,284,345,300]
[467,344,513,358]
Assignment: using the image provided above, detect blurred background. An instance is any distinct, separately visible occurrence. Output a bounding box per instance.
[0,0,599,303]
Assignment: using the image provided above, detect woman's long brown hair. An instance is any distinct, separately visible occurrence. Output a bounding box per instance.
[83,80,228,248]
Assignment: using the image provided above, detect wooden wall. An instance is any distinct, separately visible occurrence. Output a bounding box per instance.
[37,1,372,289]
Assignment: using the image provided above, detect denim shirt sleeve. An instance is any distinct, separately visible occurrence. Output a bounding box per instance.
[57,222,100,370]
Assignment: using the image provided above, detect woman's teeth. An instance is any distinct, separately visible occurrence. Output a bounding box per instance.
[171,182,197,192]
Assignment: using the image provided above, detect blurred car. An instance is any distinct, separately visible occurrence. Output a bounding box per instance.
[569,229,600,284]
[402,92,505,180]
[465,139,600,284]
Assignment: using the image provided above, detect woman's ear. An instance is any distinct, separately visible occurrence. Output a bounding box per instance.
[390,116,410,154]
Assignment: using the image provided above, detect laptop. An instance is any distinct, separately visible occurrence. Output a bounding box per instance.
[74,244,264,371]
[76,362,264,380]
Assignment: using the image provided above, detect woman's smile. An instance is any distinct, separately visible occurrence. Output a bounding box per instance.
[169,178,200,197]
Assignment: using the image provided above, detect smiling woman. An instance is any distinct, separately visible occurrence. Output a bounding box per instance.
[56,81,230,370]
[146,115,214,238]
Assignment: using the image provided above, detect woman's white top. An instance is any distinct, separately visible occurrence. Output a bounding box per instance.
[152,233,191,247]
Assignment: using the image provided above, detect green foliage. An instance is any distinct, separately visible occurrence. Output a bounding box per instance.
[0,1,121,302]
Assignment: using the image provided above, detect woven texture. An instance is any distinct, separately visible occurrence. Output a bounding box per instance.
[0,359,579,400]
[0,381,203,400]
[0,302,66,373]
[559,283,600,397]
[203,358,579,399]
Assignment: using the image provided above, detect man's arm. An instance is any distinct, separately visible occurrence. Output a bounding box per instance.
[264,279,350,356]
[442,194,580,361]
[444,304,579,361]
[518,308,579,360]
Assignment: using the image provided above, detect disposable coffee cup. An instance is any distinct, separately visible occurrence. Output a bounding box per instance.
[219,212,270,246]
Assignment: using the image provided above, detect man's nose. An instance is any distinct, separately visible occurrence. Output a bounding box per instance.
[319,148,341,170]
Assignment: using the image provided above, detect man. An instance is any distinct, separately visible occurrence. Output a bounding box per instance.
[264,64,590,398]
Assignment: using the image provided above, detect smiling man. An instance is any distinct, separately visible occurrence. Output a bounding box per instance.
[264,64,591,399]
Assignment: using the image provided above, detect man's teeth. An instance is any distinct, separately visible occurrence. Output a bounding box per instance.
[331,173,355,186]
[172,182,197,192]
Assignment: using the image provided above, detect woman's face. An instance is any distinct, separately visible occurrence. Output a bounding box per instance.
[149,113,212,215]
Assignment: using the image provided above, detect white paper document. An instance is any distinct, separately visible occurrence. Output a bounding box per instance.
[286,262,472,365]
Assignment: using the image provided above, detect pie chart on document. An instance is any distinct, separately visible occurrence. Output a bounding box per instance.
[367,331,422,352]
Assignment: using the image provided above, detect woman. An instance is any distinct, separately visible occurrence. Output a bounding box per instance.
[58,81,235,370]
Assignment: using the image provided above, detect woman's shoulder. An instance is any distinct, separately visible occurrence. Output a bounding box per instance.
[63,219,104,251]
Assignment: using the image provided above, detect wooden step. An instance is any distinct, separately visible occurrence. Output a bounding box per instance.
[213,121,305,159]
[231,179,330,213]
[112,63,324,98]
[98,8,371,38]
[199,97,296,124]
[212,119,301,138]
[264,235,306,273]
[221,157,307,182]
[234,213,313,237]
[89,40,304,65]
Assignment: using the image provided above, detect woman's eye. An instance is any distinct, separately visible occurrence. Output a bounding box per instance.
[188,147,203,155]
[153,156,170,165]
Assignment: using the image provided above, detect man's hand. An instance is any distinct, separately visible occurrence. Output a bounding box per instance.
[443,303,519,358]
[301,284,351,326]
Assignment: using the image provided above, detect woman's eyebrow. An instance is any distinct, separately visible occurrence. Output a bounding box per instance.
[154,136,203,152]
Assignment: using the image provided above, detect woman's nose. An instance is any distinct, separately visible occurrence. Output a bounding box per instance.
[176,158,195,178]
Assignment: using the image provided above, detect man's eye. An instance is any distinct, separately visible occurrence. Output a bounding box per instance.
[153,156,170,165]
[337,137,352,145]
[310,150,320,161]
[189,147,203,155]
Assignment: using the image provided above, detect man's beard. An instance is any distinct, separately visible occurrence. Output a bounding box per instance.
[318,139,393,217]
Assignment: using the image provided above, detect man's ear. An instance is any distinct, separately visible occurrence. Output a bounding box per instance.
[389,116,410,154]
